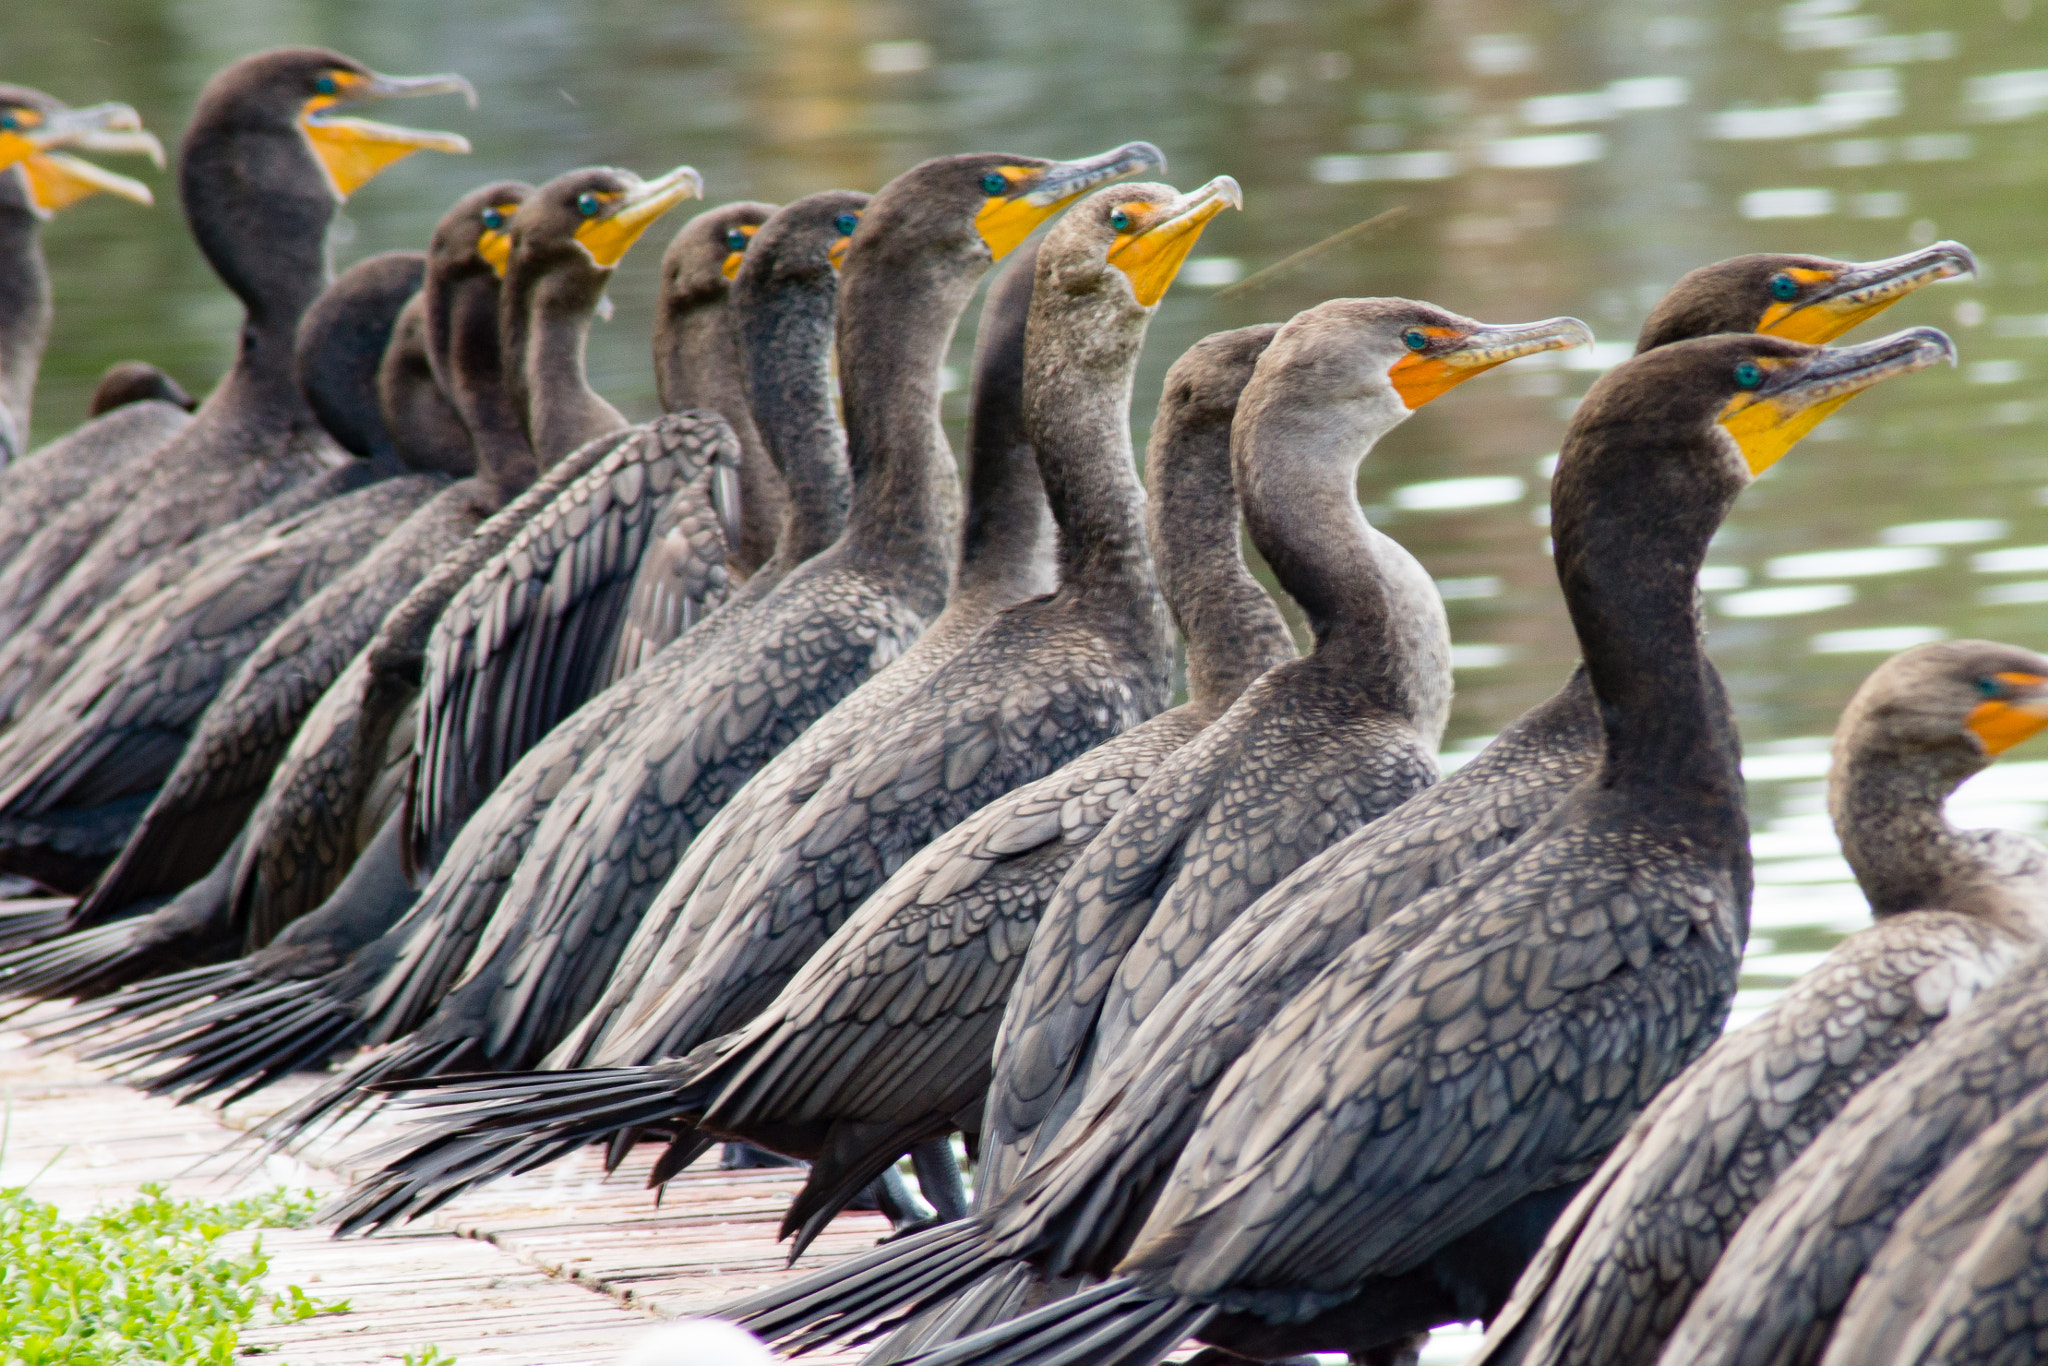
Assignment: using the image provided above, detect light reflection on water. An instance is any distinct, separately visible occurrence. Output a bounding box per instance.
[10,6,2048,1345]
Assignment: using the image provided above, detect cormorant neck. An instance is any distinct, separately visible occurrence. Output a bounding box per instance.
[1234,388,1450,735]
[658,286,784,575]
[832,238,971,606]
[0,170,48,440]
[735,263,851,570]
[501,254,623,466]
[954,247,1054,605]
[1147,401,1294,711]
[178,106,334,421]
[432,264,534,496]
[1020,269,1155,612]
[1553,421,1741,796]
[1832,738,1992,918]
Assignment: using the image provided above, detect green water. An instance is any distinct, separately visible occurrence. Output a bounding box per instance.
[12,3,2048,1354]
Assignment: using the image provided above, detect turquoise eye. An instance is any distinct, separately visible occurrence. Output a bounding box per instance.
[1769,272,1799,302]
[1734,360,1764,389]
[315,74,339,96]
[0,113,17,131]
[576,192,602,217]
[1402,329,1428,351]
[725,228,749,251]
[834,212,859,236]
[980,171,1007,196]
[1977,677,2004,697]
[1109,208,1132,232]
[480,207,505,230]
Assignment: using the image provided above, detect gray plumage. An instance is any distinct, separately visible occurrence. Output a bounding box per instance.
[1477,640,2048,1366]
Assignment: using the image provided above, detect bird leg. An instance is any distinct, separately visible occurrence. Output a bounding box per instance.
[909,1136,971,1221]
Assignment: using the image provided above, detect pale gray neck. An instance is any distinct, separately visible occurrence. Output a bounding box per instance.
[1235,390,1450,736]
[1833,738,1994,917]
[736,263,850,570]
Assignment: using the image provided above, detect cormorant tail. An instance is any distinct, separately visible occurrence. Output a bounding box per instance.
[31,960,244,1050]
[899,1280,1209,1366]
[723,1218,1002,1354]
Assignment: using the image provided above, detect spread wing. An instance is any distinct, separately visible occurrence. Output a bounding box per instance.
[603,416,743,682]
[409,413,739,871]
[1478,913,2023,1366]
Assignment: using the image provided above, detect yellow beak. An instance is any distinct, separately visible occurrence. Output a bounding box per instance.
[1388,316,1596,409]
[573,165,706,268]
[19,152,154,215]
[1105,175,1243,307]
[1968,674,2048,755]
[300,71,475,199]
[975,140,1167,261]
[476,228,511,277]
[1718,326,1956,475]
[0,101,161,179]
[1758,242,1978,344]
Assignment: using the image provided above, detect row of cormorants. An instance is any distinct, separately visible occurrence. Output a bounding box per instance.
[1,43,2045,1366]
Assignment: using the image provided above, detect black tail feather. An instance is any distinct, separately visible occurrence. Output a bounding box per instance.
[901,1280,1210,1366]
[722,1218,1000,1354]
[0,900,72,952]
[244,1035,476,1156]
[29,961,241,1049]
[0,919,149,1010]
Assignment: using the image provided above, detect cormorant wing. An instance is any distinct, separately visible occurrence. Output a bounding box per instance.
[603,417,743,683]
[408,412,740,872]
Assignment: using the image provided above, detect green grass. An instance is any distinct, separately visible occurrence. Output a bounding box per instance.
[0,1179,356,1365]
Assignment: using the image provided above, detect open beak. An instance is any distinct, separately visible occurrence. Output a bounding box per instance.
[975,140,1167,261]
[0,101,163,186]
[1759,241,1978,344]
[1106,175,1242,307]
[1969,673,2048,755]
[1389,316,1596,409]
[1719,326,1956,475]
[301,71,476,199]
[574,165,705,268]
[19,152,154,214]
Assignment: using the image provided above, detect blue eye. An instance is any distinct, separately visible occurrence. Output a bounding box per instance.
[576,192,602,218]
[834,212,859,236]
[725,228,749,251]
[1769,272,1799,302]
[1403,329,1429,351]
[980,171,1007,196]
[1109,208,1133,232]
[0,112,17,131]
[480,207,505,230]
[315,74,339,96]
[1977,677,2004,698]
[1734,360,1764,389]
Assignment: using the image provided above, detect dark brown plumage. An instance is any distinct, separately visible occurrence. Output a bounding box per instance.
[1475,640,2048,1366]
[88,364,195,418]
[728,325,1953,1366]
[0,48,472,717]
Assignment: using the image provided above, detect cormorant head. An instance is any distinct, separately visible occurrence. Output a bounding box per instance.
[1839,640,2048,778]
[508,165,704,282]
[846,143,1167,283]
[1638,243,1977,353]
[726,191,871,300]
[436,180,531,280]
[658,201,780,317]
[190,48,473,202]
[1036,176,1241,316]
[0,84,160,217]
[1155,323,1284,433]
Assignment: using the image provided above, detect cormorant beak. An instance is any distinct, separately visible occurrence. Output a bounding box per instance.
[1759,242,1978,344]
[828,226,855,273]
[1718,326,1957,475]
[475,208,520,278]
[301,71,476,199]
[975,140,1168,261]
[20,102,164,163]
[574,166,705,268]
[1388,316,1596,409]
[1968,673,2048,755]
[1105,175,1243,307]
[722,223,761,281]
[19,153,154,216]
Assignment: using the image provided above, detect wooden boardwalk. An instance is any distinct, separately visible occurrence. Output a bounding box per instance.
[0,1010,896,1365]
